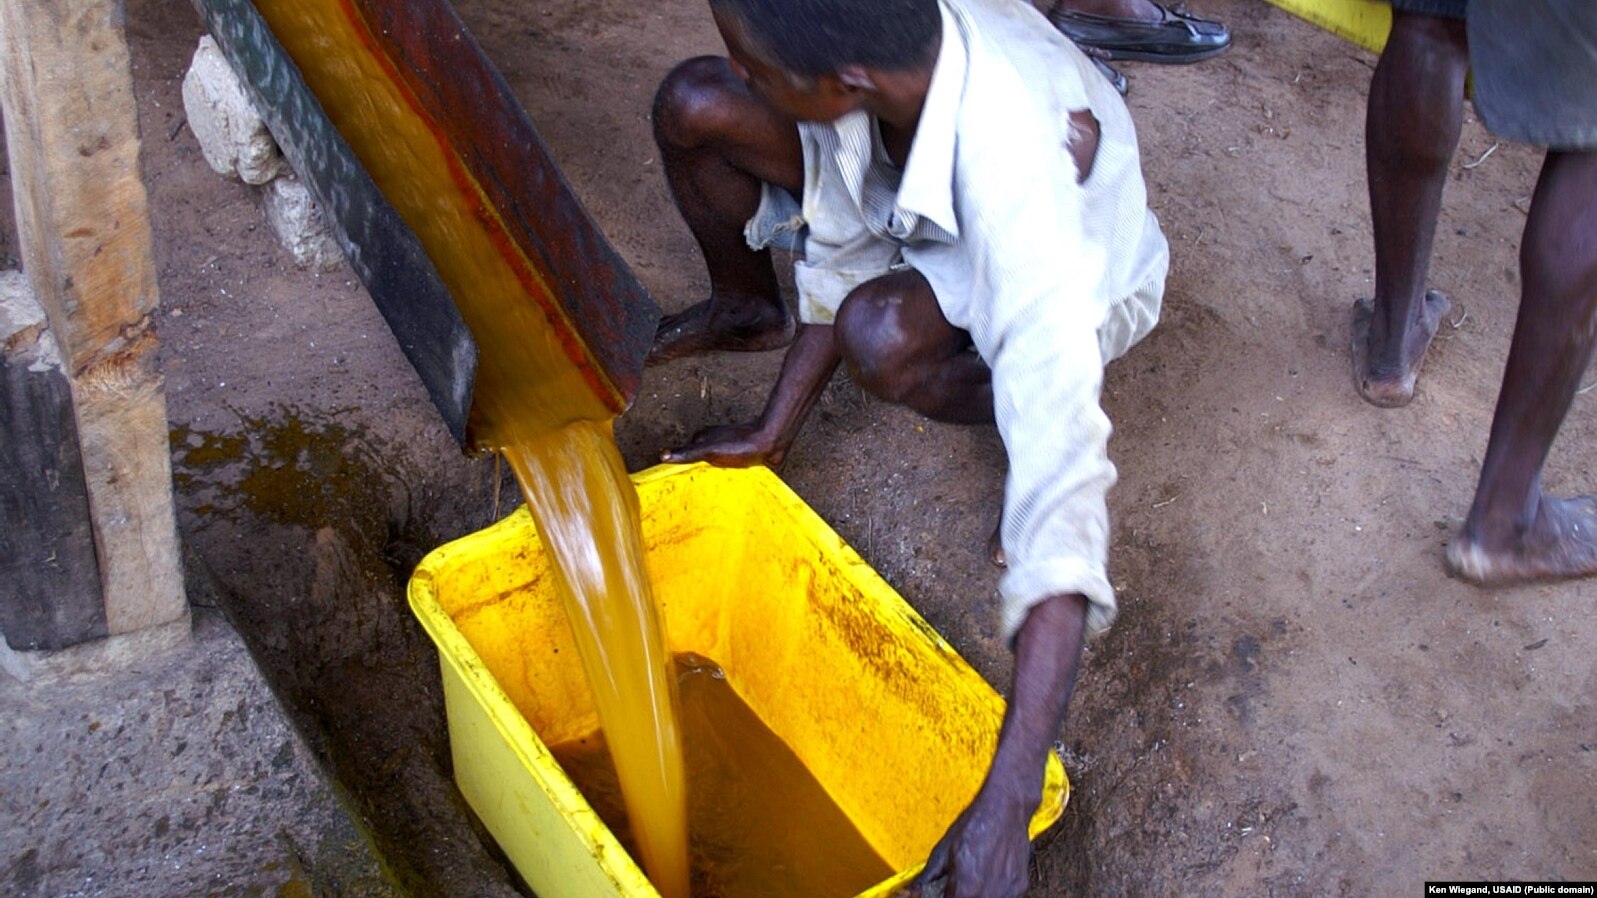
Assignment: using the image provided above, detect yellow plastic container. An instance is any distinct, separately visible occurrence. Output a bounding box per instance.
[1261,0,1391,54]
[407,462,1068,898]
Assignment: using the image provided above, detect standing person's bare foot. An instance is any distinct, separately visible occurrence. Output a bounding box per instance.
[648,297,795,365]
[1351,289,1452,408]
[1446,495,1597,584]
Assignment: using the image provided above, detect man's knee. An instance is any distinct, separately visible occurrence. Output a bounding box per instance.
[652,56,743,150]
[835,280,919,402]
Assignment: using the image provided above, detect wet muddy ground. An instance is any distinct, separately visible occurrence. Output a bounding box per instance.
[6,0,1596,895]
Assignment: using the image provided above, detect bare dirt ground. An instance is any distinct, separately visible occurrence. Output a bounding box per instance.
[29,0,1595,894]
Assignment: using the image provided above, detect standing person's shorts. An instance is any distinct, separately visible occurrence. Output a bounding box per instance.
[1469,0,1597,150]
[1388,0,1464,18]
[1387,0,1597,150]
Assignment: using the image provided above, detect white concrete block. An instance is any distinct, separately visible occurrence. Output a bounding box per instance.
[0,269,53,364]
[263,174,344,272]
[0,617,189,683]
[181,36,283,186]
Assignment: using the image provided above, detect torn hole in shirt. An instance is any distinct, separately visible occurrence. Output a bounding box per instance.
[1068,109,1101,184]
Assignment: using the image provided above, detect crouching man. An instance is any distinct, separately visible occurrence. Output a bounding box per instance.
[649,0,1169,894]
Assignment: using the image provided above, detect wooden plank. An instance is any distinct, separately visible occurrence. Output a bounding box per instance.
[0,0,188,643]
[0,0,159,376]
[0,274,107,651]
[70,342,188,636]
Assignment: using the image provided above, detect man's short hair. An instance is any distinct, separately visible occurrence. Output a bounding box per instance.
[709,0,941,77]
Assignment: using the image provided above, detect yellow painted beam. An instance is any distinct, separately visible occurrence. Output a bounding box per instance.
[1262,0,1392,54]
[0,0,188,644]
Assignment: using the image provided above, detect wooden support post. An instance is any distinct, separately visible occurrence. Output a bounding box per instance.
[0,0,187,659]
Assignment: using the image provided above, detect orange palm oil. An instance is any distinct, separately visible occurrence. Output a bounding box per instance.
[247,3,689,896]
[553,654,896,898]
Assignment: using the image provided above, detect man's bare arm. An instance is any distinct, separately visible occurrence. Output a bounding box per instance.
[662,322,841,467]
[907,593,1088,898]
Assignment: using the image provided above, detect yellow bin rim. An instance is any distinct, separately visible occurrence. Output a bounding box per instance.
[407,462,1068,897]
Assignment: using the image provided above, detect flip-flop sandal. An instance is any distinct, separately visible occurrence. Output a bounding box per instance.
[1050,2,1231,64]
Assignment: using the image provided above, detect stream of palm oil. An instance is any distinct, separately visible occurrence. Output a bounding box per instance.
[250,3,690,896]
[500,419,690,898]
[249,3,886,896]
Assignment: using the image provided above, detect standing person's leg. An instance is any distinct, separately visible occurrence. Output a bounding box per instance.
[1353,8,1468,407]
[649,56,804,364]
[1447,150,1597,582]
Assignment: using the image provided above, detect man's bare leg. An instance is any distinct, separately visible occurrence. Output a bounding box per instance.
[649,57,803,364]
[834,269,1008,564]
[1355,11,1467,407]
[834,269,994,424]
[1447,150,1597,584]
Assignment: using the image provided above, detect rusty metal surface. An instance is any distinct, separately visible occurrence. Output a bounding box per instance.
[349,0,659,410]
[193,0,477,444]
[189,0,661,444]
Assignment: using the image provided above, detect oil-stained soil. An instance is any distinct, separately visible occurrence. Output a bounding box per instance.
[33,0,1596,894]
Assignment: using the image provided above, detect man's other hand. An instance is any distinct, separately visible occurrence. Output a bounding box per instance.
[900,778,1034,898]
[661,420,785,468]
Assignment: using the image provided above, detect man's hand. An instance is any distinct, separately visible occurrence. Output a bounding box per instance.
[661,420,786,468]
[902,775,1035,898]
[903,593,1090,898]
[661,322,842,470]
